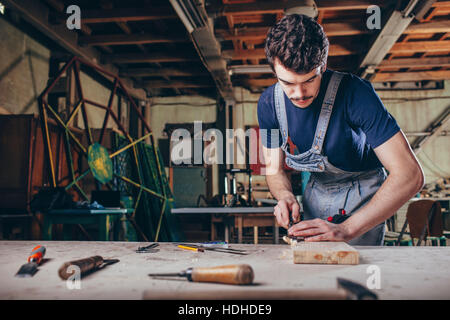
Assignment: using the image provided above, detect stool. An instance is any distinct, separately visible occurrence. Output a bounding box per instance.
[232,213,279,244]
[43,208,133,241]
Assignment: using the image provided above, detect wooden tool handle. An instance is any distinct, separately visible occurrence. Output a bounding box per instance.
[190,264,254,285]
[58,256,103,280]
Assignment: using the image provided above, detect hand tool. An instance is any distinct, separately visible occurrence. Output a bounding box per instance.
[176,243,247,255]
[136,243,159,253]
[143,277,377,300]
[58,256,119,280]
[327,208,350,224]
[177,244,205,252]
[200,241,229,248]
[287,212,305,242]
[148,264,254,285]
[15,245,46,278]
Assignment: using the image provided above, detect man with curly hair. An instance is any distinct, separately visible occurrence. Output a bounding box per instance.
[258,14,424,245]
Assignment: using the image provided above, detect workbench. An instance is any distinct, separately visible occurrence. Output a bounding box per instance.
[1,241,449,300]
[172,207,276,244]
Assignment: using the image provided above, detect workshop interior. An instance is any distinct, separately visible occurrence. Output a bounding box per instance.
[0,0,449,302]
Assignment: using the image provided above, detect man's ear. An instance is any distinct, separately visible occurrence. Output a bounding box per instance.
[321,63,327,73]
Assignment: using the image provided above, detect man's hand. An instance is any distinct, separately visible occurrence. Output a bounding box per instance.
[274,195,300,229]
[288,218,352,242]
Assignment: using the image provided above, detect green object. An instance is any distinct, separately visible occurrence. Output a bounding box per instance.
[112,133,182,242]
[43,208,133,241]
[88,143,113,184]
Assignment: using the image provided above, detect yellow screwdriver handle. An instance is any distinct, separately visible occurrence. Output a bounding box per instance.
[190,264,254,285]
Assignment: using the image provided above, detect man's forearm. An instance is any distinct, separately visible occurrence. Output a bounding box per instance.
[266,171,295,200]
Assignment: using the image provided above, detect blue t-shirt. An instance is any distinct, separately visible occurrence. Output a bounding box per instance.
[257,69,400,172]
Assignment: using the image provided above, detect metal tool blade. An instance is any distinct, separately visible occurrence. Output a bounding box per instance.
[136,243,159,253]
[15,262,38,278]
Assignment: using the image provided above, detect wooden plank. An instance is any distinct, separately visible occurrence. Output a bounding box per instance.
[105,53,199,64]
[140,80,214,88]
[223,43,360,60]
[390,40,450,53]
[378,57,450,68]
[292,242,359,265]
[405,19,450,34]
[79,34,188,46]
[372,70,450,82]
[238,78,277,87]
[208,0,388,16]
[81,7,176,23]
[432,1,450,8]
[119,67,207,77]
[216,22,369,41]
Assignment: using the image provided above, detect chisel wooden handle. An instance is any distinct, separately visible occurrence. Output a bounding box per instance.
[58,256,103,280]
[190,264,254,285]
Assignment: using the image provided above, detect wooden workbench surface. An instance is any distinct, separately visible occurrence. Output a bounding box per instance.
[1,241,449,300]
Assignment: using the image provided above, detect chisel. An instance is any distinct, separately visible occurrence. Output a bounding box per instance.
[58,256,119,280]
[15,245,46,278]
[148,264,254,285]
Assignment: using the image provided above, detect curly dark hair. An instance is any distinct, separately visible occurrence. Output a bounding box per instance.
[265,14,329,74]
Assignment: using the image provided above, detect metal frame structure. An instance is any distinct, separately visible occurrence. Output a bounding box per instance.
[37,56,172,241]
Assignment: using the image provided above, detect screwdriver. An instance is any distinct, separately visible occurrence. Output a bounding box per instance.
[148,264,254,285]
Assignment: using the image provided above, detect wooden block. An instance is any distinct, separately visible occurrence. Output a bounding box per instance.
[292,242,359,265]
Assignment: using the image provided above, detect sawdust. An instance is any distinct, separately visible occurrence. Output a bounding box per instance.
[282,236,297,246]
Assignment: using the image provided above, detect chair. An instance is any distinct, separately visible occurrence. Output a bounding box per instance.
[396,200,445,246]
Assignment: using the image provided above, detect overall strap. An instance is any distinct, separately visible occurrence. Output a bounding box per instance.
[274,82,289,148]
[311,71,344,154]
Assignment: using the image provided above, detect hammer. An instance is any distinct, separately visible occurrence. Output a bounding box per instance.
[143,278,378,300]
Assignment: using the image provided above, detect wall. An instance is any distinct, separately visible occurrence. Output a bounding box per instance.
[0,17,50,115]
[378,81,450,184]
[150,95,219,195]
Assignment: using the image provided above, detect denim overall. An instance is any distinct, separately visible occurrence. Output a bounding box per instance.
[274,71,386,245]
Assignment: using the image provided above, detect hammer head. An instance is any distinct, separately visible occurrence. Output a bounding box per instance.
[337,278,378,300]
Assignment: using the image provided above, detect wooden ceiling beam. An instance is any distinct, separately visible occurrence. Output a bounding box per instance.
[207,0,389,17]
[378,57,450,68]
[139,79,214,88]
[405,19,450,34]
[236,78,277,87]
[105,53,199,64]
[79,34,188,46]
[82,8,176,24]
[216,22,370,41]
[432,1,450,8]
[119,67,207,77]
[372,70,450,82]
[223,44,362,60]
[390,40,450,53]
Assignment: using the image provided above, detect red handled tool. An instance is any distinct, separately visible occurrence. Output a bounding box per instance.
[327,209,350,224]
[15,245,46,278]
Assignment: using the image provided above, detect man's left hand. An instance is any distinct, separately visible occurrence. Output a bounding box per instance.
[288,218,352,242]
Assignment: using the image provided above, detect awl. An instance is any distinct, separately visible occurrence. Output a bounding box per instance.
[15,245,46,278]
[149,264,254,285]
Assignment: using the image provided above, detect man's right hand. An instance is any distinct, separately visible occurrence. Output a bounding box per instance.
[274,195,301,229]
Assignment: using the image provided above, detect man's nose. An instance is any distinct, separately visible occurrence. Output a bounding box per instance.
[292,84,306,99]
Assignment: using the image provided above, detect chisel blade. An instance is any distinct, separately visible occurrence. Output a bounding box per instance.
[15,262,38,278]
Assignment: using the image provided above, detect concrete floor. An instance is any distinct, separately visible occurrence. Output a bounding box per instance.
[0,241,449,300]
